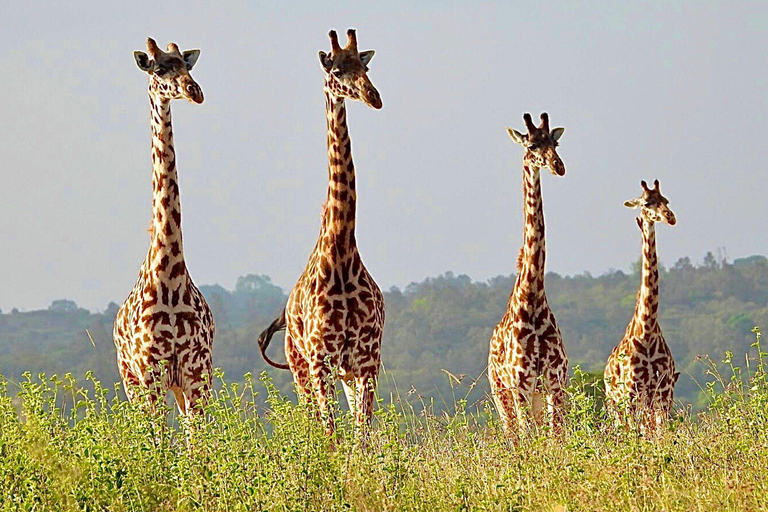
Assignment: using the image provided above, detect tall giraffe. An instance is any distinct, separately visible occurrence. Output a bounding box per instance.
[258,29,385,433]
[487,113,569,432]
[604,179,678,431]
[112,38,214,416]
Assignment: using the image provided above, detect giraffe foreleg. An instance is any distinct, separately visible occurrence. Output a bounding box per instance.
[182,378,211,417]
[308,350,338,436]
[493,366,533,433]
[543,365,568,433]
[544,383,566,434]
[341,378,356,418]
[354,374,376,429]
[285,332,312,402]
[648,373,675,434]
[492,389,517,433]
[170,386,188,417]
[511,385,536,431]
[118,358,142,403]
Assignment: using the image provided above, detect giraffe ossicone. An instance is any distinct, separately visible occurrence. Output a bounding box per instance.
[488,112,569,433]
[113,38,214,417]
[604,179,678,433]
[258,29,385,435]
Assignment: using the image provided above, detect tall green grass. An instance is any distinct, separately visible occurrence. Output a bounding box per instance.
[1,328,766,511]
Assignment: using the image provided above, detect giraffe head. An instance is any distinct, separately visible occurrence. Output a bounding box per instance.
[624,180,677,226]
[134,38,204,104]
[507,113,566,176]
[318,29,382,109]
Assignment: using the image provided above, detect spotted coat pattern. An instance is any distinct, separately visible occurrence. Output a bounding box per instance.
[260,30,384,433]
[604,180,678,431]
[488,113,569,433]
[113,39,214,416]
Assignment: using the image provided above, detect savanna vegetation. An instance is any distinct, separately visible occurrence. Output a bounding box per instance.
[1,328,766,511]
[1,252,767,510]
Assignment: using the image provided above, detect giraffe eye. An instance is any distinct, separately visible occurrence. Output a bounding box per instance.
[331,69,343,78]
[155,68,167,76]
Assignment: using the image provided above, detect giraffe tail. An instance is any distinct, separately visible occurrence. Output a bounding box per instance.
[258,310,290,370]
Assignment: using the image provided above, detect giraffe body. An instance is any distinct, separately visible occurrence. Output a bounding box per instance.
[604,180,678,431]
[259,30,384,432]
[113,38,214,415]
[488,113,569,432]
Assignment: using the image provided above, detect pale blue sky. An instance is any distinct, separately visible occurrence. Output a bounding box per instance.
[1,1,766,311]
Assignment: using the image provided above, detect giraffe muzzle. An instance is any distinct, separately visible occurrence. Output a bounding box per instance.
[550,165,565,177]
[364,88,382,109]
[549,156,566,176]
[184,82,204,104]
[358,78,382,109]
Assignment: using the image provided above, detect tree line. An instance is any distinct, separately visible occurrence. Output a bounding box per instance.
[1,252,766,410]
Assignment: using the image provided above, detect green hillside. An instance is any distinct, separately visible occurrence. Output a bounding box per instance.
[1,253,766,409]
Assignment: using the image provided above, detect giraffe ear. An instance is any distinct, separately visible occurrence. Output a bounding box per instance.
[318,51,333,72]
[551,127,565,141]
[134,51,154,72]
[359,50,375,66]
[624,198,642,209]
[507,128,526,145]
[182,49,201,70]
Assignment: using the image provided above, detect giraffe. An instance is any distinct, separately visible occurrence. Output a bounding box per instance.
[112,38,214,416]
[604,179,678,432]
[487,113,569,433]
[258,29,384,434]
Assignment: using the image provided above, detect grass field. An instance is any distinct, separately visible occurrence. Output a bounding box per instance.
[2,329,767,511]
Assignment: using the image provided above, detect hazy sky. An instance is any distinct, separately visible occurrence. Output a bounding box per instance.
[1,1,766,312]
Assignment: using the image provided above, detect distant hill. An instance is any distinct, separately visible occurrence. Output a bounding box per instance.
[1,253,766,410]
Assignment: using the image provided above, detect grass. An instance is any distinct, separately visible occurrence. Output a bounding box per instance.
[1,328,767,511]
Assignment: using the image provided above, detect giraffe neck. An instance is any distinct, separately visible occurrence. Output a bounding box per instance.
[635,218,659,333]
[321,89,357,254]
[146,92,186,281]
[518,164,546,288]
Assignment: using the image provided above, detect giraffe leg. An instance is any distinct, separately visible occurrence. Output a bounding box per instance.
[492,388,516,433]
[544,368,568,433]
[511,387,535,431]
[138,367,165,414]
[183,378,211,417]
[610,368,637,429]
[605,377,634,429]
[285,332,312,403]
[657,400,671,431]
[341,377,356,418]
[170,386,188,417]
[354,374,376,429]
[545,384,566,434]
[646,386,671,436]
[539,328,569,432]
[531,387,545,425]
[489,366,521,433]
[118,360,142,403]
[309,359,336,435]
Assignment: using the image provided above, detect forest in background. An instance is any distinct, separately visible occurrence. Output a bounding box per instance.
[1,251,766,410]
